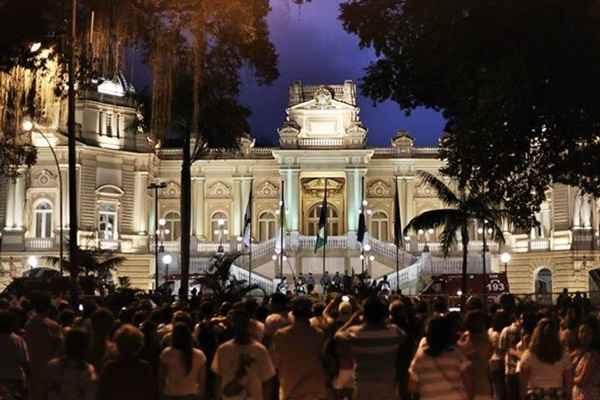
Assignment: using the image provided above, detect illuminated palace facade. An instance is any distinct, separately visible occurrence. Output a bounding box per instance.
[1,78,600,296]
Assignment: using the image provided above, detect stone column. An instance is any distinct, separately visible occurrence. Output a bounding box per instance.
[60,165,69,228]
[191,177,206,239]
[345,168,366,243]
[5,179,15,229]
[280,168,300,232]
[232,178,242,236]
[134,171,149,234]
[13,172,26,230]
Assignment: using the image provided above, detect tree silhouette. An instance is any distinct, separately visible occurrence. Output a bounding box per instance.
[403,171,507,305]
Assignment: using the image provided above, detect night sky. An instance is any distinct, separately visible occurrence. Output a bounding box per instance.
[239,0,446,147]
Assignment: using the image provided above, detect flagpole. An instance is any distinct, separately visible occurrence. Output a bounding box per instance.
[280,180,285,278]
[361,175,365,274]
[395,179,400,292]
[249,220,252,287]
[322,178,327,276]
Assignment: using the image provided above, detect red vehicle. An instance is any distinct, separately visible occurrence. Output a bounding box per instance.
[420,273,510,304]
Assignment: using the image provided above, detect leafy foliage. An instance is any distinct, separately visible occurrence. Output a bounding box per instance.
[192,252,264,304]
[403,171,507,298]
[340,0,600,225]
[48,247,126,295]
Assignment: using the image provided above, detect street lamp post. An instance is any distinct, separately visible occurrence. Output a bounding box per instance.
[22,120,64,274]
[148,181,167,291]
[162,254,172,285]
[501,252,511,276]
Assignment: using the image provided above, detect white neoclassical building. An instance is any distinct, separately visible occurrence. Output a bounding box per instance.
[1,78,600,297]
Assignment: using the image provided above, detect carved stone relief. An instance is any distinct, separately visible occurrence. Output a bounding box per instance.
[32,169,57,187]
[159,181,181,199]
[256,181,279,199]
[367,180,392,198]
[207,181,232,199]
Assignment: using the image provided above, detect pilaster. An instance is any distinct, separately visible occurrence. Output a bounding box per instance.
[134,171,149,234]
[192,177,206,239]
[280,168,300,233]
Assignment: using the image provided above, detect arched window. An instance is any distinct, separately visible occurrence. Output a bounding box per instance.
[211,212,228,242]
[307,204,340,236]
[98,203,117,240]
[34,201,53,239]
[258,212,277,242]
[370,211,389,241]
[163,212,181,241]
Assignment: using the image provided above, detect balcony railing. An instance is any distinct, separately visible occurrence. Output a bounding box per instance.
[298,138,344,147]
[529,238,550,251]
[25,238,56,250]
[197,242,231,253]
[298,235,348,250]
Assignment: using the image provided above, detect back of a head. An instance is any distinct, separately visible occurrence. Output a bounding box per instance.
[228,309,250,342]
[65,328,89,362]
[114,324,145,359]
[432,296,448,314]
[492,309,510,333]
[0,310,15,334]
[30,292,52,315]
[464,310,487,335]
[271,293,287,311]
[363,296,388,324]
[243,298,259,318]
[171,322,193,374]
[91,308,115,338]
[59,309,76,328]
[291,296,312,320]
[530,318,562,364]
[172,310,194,330]
[426,315,451,357]
[312,302,325,318]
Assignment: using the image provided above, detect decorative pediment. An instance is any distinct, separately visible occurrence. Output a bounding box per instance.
[415,182,436,198]
[95,184,125,198]
[159,181,181,199]
[207,181,232,198]
[302,178,344,195]
[256,181,279,198]
[368,180,392,198]
[32,169,57,186]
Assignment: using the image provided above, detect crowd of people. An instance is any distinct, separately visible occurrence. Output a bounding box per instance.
[0,285,598,400]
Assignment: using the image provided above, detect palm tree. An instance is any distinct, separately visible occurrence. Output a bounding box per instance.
[48,247,126,295]
[403,171,508,306]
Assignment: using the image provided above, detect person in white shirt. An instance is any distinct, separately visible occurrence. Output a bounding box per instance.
[159,323,207,400]
[212,309,275,400]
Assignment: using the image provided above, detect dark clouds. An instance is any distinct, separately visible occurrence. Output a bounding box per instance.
[239,0,445,147]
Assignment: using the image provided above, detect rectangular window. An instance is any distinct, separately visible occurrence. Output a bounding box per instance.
[98,203,117,240]
[116,114,121,138]
[35,213,44,238]
[106,114,113,137]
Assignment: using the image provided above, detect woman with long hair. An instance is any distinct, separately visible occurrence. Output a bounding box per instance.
[46,328,97,400]
[409,315,472,400]
[570,319,600,400]
[518,318,573,400]
[159,322,207,400]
